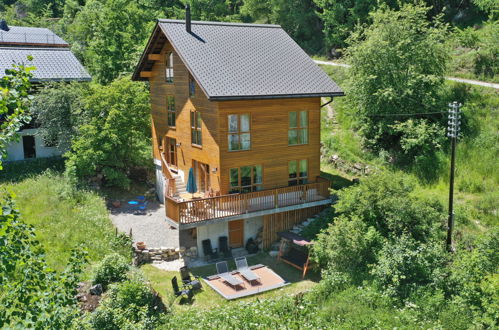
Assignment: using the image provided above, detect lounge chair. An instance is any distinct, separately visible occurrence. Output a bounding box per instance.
[216,261,243,288]
[171,276,193,300]
[180,266,202,290]
[202,239,219,261]
[235,257,261,284]
[218,236,232,258]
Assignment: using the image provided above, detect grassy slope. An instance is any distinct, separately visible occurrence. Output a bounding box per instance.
[321,65,499,237]
[0,171,128,276]
[142,253,319,312]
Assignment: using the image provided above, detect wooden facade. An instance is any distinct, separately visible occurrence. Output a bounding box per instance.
[148,39,323,196]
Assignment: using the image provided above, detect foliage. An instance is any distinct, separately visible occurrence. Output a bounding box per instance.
[85,271,164,330]
[0,60,34,169]
[346,4,450,160]
[65,77,151,188]
[300,207,335,240]
[0,172,131,273]
[0,195,87,328]
[31,82,86,151]
[92,253,130,288]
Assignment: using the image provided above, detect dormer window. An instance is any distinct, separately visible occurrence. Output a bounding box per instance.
[165,52,174,83]
[189,74,195,97]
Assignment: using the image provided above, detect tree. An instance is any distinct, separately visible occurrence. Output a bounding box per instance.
[31,82,85,151]
[65,77,151,188]
[0,60,34,169]
[346,4,450,159]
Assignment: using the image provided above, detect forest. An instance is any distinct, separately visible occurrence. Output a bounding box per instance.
[0,0,498,328]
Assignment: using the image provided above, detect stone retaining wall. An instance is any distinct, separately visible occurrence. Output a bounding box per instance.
[134,246,198,265]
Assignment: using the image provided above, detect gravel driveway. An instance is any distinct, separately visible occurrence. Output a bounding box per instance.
[109,201,179,249]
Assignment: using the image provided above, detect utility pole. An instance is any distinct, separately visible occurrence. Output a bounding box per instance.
[446,101,461,252]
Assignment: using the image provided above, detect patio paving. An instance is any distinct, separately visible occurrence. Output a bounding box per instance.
[109,200,179,249]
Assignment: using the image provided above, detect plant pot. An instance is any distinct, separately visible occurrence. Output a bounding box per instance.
[112,200,121,208]
[137,242,146,250]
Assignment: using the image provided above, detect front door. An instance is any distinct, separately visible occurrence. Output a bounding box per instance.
[228,219,244,248]
[22,135,36,159]
[166,138,177,170]
[193,160,210,193]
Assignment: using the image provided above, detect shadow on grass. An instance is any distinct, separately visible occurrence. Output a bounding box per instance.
[0,156,64,183]
[320,170,354,190]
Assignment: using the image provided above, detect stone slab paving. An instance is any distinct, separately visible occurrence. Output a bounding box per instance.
[109,201,179,249]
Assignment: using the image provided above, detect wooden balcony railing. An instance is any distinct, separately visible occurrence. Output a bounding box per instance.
[165,176,331,225]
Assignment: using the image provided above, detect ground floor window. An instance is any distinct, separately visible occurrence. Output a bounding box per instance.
[229,165,263,193]
[288,159,307,185]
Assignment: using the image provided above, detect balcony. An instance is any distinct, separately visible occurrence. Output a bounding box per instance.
[164,177,331,227]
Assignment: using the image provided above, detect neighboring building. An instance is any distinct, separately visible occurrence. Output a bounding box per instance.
[0,21,91,161]
[132,11,343,255]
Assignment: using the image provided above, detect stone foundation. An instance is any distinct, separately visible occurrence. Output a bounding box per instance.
[134,246,198,265]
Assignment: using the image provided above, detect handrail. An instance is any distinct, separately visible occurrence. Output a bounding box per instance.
[160,152,176,197]
[165,176,331,224]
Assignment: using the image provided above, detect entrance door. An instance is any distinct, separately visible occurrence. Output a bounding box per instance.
[22,135,36,159]
[166,138,177,170]
[228,219,244,248]
[193,160,210,193]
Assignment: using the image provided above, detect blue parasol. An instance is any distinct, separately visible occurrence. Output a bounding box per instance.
[186,167,197,197]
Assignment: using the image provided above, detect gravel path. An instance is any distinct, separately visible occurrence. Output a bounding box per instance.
[109,201,179,249]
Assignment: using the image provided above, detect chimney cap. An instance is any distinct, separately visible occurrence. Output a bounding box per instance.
[0,20,9,32]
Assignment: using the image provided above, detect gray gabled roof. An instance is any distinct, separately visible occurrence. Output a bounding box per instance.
[0,47,91,82]
[0,26,68,47]
[133,19,343,100]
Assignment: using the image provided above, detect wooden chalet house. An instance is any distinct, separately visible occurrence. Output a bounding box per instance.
[0,20,91,162]
[133,9,343,256]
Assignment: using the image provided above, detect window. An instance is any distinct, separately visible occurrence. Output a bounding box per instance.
[288,111,308,145]
[167,96,175,127]
[190,111,202,146]
[230,165,263,193]
[288,159,308,186]
[228,114,250,151]
[165,52,174,83]
[189,74,195,97]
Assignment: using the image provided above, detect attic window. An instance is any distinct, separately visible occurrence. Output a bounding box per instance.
[165,52,174,83]
[189,74,195,97]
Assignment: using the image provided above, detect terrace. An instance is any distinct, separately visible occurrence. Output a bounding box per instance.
[164,176,331,227]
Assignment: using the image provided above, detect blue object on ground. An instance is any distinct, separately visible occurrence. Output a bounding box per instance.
[186,167,197,194]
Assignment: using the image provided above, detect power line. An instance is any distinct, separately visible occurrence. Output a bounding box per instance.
[367,111,447,117]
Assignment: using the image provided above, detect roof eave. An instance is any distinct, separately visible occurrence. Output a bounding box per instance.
[29,77,92,82]
[209,92,345,101]
[132,22,161,81]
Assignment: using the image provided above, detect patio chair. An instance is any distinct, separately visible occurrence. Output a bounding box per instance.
[218,236,232,259]
[235,256,261,284]
[202,239,219,261]
[180,266,202,290]
[216,261,244,288]
[171,276,193,301]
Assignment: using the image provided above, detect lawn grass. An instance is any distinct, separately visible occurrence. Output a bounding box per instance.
[142,253,320,313]
[0,171,130,276]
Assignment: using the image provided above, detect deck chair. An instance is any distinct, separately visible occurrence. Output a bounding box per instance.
[216,261,243,288]
[180,266,202,290]
[171,276,193,300]
[202,239,219,260]
[235,256,261,284]
[218,236,232,258]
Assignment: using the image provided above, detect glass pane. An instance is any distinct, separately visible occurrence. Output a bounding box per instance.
[253,165,262,184]
[288,129,298,145]
[196,130,202,145]
[228,134,239,151]
[299,159,308,178]
[240,166,251,186]
[289,111,297,128]
[241,186,252,193]
[191,129,196,144]
[196,112,202,128]
[288,160,297,179]
[254,185,263,191]
[240,114,250,132]
[190,112,195,128]
[300,111,308,128]
[300,129,308,144]
[240,133,250,150]
[288,180,297,186]
[228,115,238,133]
[230,168,239,187]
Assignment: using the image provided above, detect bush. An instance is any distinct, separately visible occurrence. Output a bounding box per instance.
[92,253,130,288]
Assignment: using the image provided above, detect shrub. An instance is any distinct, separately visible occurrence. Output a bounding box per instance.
[92,253,130,288]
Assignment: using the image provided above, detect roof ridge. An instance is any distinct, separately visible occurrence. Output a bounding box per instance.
[0,47,70,50]
[158,19,281,29]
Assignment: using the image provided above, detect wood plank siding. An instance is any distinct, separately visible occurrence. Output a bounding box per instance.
[149,41,221,192]
[262,205,327,249]
[218,98,321,195]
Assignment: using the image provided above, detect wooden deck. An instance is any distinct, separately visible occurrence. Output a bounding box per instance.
[165,177,331,225]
